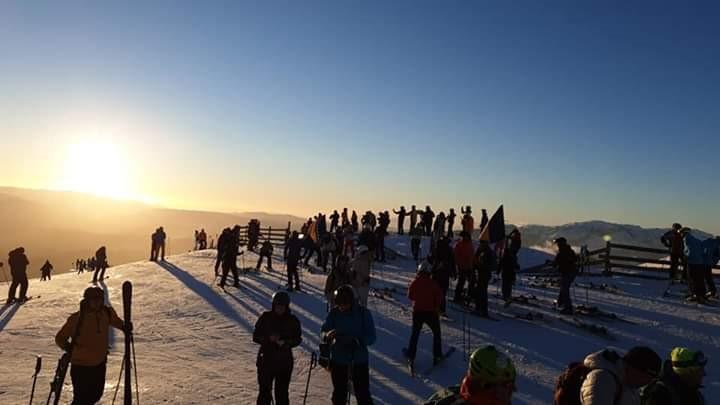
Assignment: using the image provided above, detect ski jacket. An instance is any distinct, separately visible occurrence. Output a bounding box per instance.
[702,238,720,267]
[500,251,518,282]
[683,234,705,265]
[474,245,497,281]
[580,350,638,405]
[260,241,273,256]
[8,248,29,272]
[434,240,456,280]
[253,310,302,368]
[351,251,372,288]
[40,261,53,273]
[320,305,376,365]
[554,246,578,275]
[661,231,684,255]
[55,306,124,367]
[462,215,474,233]
[408,274,442,313]
[640,361,705,405]
[454,240,475,271]
[284,237,303,264]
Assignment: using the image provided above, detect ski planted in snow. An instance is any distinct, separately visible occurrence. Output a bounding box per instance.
[122,281,133,405]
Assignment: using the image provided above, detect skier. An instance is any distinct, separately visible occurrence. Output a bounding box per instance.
[431,212,446,253]
[351,210,359,232]
[150,228,159,261]
[499,249,518,306]
[342,224,355,258]
[453,231,475,303]
[198,228,208,250]
[329,210,340,233]
[410,222,424,262]
[404,260,443,370]
[479,209,489,232]
[423,206,435,236]
[575,346,661,405]
[283,231,303,291]
[40,259,53,281]
[252,291,302,405]
[55,287,131,405]
[6,247,30,304]
[320,285,376,405]
[219,226,242,289]
[701,236,719,299]
[661,223,686,280]
[92,246,108,283]
[432,235,455,315]
[215,228,231,276]
[461,206,474,234]
[682,228,708,302]
[324,255,352,309]
[641,347,707,405]
[473,240,496,317]
[424,345,516,405]
[446,208,456,238]
[552,237,578,314]
[393,206,408,235]
[374,224,387,263]
[350,245,373,307]
[409,205,420,231]
[507,228,522,255]
[256,239,274,271]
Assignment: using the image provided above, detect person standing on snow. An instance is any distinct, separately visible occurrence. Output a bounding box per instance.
[351,245,373,306]
[283,231,303,291]
[393,206,408,235]
[7,247,30,304]
[552,237,578,314]
[252,291,302,405]
[701,236,719,299]
[329,210,340,233]
[219,226,243,289]
[461,206,474,235]
[55,287,131,405]
[424,345,517,405]
[683,228,708,303]
[215,228,231,276]
[431,212,446,253]
[351,210,359,232]
[423,206,435,237]
[408,205,420,231]
[446,208,457,238]
[404,260,444,371]
[499,249,518,306]
[661,223,686,281]
[256,240,274,271]
[92,246,108,283]
[341,208,349,228]
[453,232,476,304]
[473,240,496,317]
[320,285,376,405]
[641,347,708,405]
[410,222,424,262]
[40,259,53,281]
[320,233,338,272]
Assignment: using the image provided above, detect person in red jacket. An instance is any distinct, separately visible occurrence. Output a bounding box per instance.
[453,231,476,303]
[404,260,444,371]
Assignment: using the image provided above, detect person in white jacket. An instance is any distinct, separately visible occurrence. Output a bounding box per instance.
[351,245,373,307]
[580,347,661,405]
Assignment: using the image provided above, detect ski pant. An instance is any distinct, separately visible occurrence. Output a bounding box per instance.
[256,254,272,271]
[304,245,322,266]
[557,273,576,310]
[257,359,292,405]
[501,274,513,302]
[330,362,373,405]
[220,257,239,287]
[705,265,717,295]
[397,219,404,235]
[287,261,300,290]
[150,242,157,261]
[406,311,442,361]
[687,264,706,298]
[454,268,475,302]
[321,251,336,272]
[411,239,421,261]
[474,275,489,316]
[214,251,223,276]
[375,236,385,261]
[157,242,165,260]
[92,265,106,282]
[447,223,454,238]
[425,222,432,237]
[8,272,28,300]
[70,361,106,405]
[670,253,686,280]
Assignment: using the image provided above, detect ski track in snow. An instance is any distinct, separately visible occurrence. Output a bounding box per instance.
[0,235,718,404]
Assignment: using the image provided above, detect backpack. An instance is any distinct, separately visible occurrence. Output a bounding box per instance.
[554,361,622,405]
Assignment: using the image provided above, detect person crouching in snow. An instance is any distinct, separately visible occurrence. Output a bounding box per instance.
[404,260,443,372]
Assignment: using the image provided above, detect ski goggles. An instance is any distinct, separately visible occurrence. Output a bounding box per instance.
[672,351,708,369]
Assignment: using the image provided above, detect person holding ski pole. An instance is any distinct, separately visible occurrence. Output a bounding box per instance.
[404,260,443,373]
[253,291,302,405]
[55,287,131,405]
[552,237,578,314]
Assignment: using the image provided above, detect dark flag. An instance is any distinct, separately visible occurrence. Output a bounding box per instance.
[478,205,505,243]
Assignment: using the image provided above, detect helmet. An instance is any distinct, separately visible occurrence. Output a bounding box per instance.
[670,347,707,376]
[417,260,432,274]
[553,237,567,246]
[272,291,290,308]
[468,345,516,387]
[83,287,104,300]
[334,285,355,307]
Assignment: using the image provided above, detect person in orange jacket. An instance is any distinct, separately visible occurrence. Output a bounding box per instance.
[404,260,444,371]
[55,287,131,405]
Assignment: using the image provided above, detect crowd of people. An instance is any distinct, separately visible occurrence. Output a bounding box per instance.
[663,223,719,303]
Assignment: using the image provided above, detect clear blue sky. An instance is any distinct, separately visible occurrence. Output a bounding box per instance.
[1,1,719,233]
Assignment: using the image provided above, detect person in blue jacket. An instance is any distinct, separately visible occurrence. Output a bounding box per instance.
[683,228,708,302]
[320,285,377,405]
[702,236,719,299]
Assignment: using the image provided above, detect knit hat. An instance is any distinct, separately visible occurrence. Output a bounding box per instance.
[623,346,662,377]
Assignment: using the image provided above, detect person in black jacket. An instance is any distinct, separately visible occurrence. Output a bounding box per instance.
[446,208,456,238]
[553,237,578,314]
[329,210,340,233]
[40,260,53,281]
[92,246,108,283]
[393,206,408,235]
[473,240,496,317]
[253,291,302,405]
[499,250,518,306]
[219,226,242,288]
[7,247,30,303]
[215,228,231,276]
[284,231,303,291]
[423,206,435,237]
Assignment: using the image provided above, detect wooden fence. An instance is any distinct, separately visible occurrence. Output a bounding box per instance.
[237,222,292,247]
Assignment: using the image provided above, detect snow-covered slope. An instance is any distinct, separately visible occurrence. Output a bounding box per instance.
[1,236,718,404]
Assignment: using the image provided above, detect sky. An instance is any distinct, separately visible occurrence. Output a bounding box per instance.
[1,1,719,232]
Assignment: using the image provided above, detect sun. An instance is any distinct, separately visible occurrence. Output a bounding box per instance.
[55,140,134,200]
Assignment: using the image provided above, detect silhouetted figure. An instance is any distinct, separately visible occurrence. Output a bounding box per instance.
[283,231,303,291]
[341,208,349,227]
[408,205,419,231]
[198,228,208,250]
[661,223,686,280]
[7,247,29,304]
[92,246,108,283]
[553,237,578,314]
[393,206,408,235]
[215,228,231,276]
[508,228,522,255]
[461,206,474,234]
[480,209,489,232]
[40,260,53,281]
[256,240,274,271]
[329,210,340,233]
[219,226,242,288]
[248,220,260,251]
[446,208,456,238]
[351,210,359,232]
[422,206,435,236]
[410,223,423,262]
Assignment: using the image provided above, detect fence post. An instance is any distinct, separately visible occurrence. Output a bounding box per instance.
[603,241,612,276]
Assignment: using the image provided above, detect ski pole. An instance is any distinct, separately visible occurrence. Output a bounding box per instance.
[132,335,140,405]
[302,352,317,405]
[29,355,42,405]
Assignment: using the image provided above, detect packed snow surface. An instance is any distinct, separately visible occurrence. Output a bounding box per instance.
[1,235,718,404]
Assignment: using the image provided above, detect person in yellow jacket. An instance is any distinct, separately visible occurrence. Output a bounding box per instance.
[55,287,131,405]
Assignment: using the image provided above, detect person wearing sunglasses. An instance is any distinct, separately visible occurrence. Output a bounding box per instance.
[641,347,707,405]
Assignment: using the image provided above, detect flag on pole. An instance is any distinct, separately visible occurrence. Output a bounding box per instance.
[478,205,505,243]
